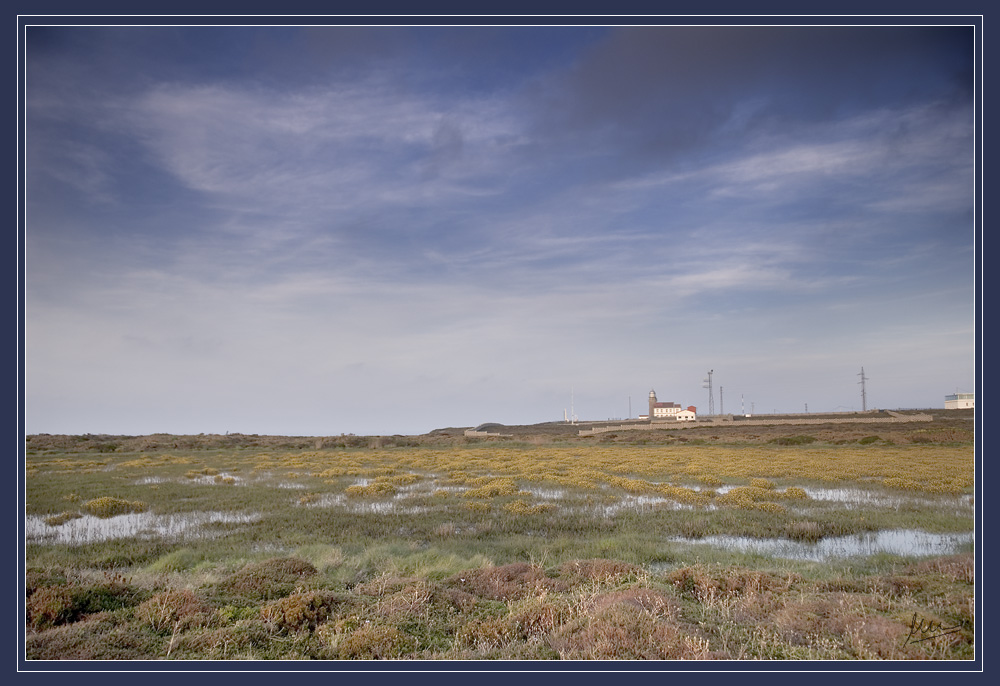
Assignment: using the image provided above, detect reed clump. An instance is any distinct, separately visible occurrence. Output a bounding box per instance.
[462,478,519,498]
[345,481,397,497]
[83,497,148,518]
[135,589,212,633]
[44,511,83,526]
[504,500,554,515]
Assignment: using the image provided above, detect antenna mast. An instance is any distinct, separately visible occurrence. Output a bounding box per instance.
[858,367,868,412]
[719,386,724,415]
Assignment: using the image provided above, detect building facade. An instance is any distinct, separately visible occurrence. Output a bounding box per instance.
[648,390,697,421]
[944,393,974,410]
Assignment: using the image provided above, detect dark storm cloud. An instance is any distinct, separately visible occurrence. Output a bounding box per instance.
[530,26,973,173]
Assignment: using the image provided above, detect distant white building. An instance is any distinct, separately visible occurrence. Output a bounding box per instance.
[648,390,697,421]
[944,393,974,410]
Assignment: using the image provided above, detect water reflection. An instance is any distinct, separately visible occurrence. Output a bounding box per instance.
[26,511,261,545]
[667,529,974,561]
[802,487,973,514]
[587,494,700,517]
[300,493,432,514]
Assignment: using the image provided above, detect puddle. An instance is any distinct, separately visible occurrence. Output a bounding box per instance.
[134,473,245,486]
[802,487,973,514]
[25,511,261,545]
[586,494,701,517]
[188,472,243,485]
[299,493,433,515]
[525,487,567,501]
[666,529,975,561]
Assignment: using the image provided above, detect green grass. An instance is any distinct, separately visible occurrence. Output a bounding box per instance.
[24,442,975,660]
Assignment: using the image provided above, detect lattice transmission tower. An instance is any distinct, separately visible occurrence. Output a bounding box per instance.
[703,370,714,415]
[858,367,869,412]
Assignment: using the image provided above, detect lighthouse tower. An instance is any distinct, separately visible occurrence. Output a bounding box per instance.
[648,389,657,421]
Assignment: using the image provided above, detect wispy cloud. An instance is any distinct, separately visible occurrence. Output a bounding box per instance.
[24,25,976,434]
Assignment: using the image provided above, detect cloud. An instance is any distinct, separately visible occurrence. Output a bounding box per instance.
[23,25,975,434]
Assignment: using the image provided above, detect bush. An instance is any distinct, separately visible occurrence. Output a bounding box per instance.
[558,559,641,585]
[26,586,76,630]
[260,591,349,632]
[504,500,554,515]
[549,604,704,660]
[858,436,880,445]
[335,624,417,659]
[452,563,554,601]
[26,576,145,630]
[454,617,516,651]
[44,511,82,526]
[345,482,397,497]
[135,589,211,632]
[83,497,148,518]
[220,557,319,601]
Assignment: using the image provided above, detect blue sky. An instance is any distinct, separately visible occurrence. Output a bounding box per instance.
[23,23,977,435]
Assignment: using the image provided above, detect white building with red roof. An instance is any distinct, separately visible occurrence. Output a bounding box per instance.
[647,389,697,422]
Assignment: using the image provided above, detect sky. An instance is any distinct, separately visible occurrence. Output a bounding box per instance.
[22,22,977,436]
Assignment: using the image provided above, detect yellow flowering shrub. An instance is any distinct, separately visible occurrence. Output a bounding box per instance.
[83,497,148,518]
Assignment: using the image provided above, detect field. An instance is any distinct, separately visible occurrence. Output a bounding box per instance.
[23,413,976,661]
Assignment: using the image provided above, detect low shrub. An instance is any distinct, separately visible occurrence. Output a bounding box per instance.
[260,591,349,632]
[452,563,554,601]
[463,478,519,498]
[335,624,417,659]
[220,557,319,601]
[667,565,797,602]
[558,559,641,585]
[26,586,75,630]
[26,576,145,630]
[786,520,822,542]
[904,554,974,584]
[345,482,397,497]
[83,497,148,518]
[507,596,574,639]
[504,500,554,515]
[44,511,82,526]
[135,589,211,633]
[549,604,708,660]
[586,589,680,619]
[454,616,516,652]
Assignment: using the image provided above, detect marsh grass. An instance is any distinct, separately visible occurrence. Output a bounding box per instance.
[24,441,974,660]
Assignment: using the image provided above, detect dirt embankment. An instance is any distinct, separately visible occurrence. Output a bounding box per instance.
[24,409,973,452]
